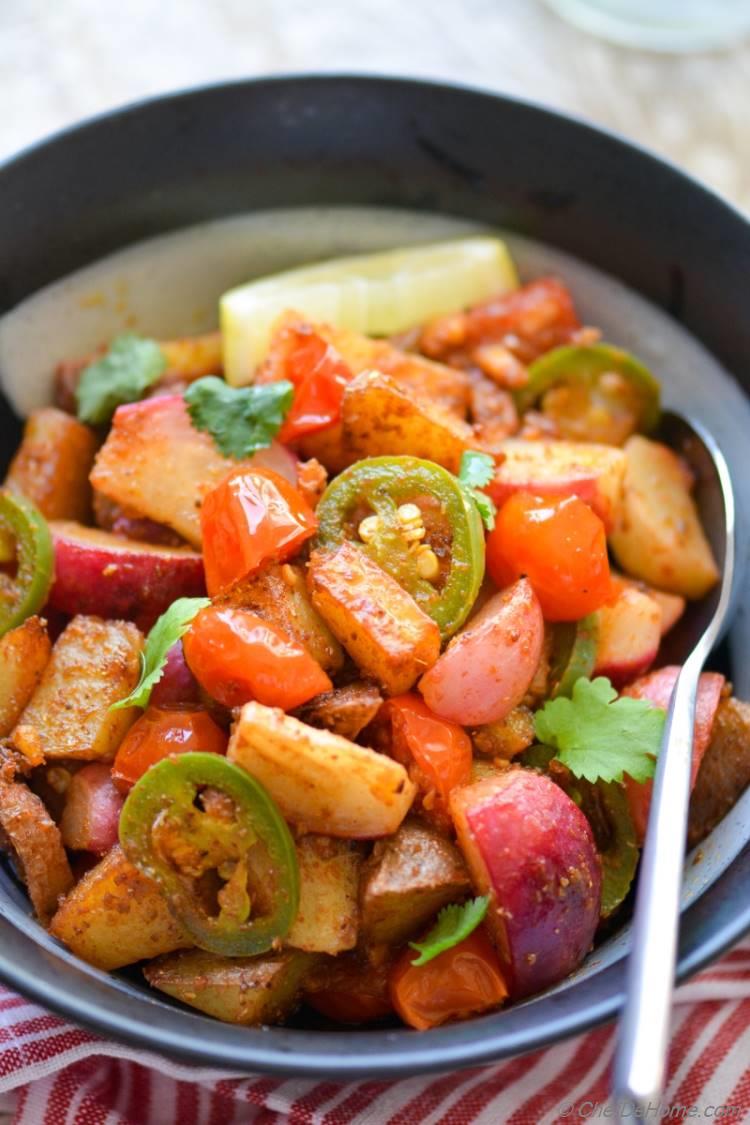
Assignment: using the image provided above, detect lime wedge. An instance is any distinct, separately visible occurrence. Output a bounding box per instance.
[220,237,518,385]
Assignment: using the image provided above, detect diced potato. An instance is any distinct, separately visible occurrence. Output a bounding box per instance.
[689,696,750,847]
[341,371,473,474]
[294,681,383,740]
[0,780,73,923]
[4,407,98,521]
[144,948,316,1025]
[609,436,719,599]
[159,332,223,381]
[287,836,361,954]
[12,616,143,762]
[307,543,440,696]
[470,707,536,760]
[229,701,415,838]
[50,845,191,970]
[219,562,343,673]
[360,818,471,947]
[0,617,51,738]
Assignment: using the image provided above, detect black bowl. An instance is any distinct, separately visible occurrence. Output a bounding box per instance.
[1,76,749,1079]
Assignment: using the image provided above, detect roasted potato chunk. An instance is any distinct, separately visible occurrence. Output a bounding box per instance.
[470,707,536,761]
[229,701,415,838]
[287,836,361,954]
[144,948,316,1025]
[219,561,343,673]
[0,780,73,923]
[4,407,98,521]
[12,616,143,762]
[294,681,383,740]
[307,543,440,696]
[689,696,750,847]
[50,845,191,970]
[360,818,471,948]
[0,617,51,739]
[341,371,473,474]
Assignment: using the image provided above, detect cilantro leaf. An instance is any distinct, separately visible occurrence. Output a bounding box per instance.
[76,334,167,425]
[185,376,294,458]
[534,676,665,784]
[111,597,210,712]
[408,896,489,966]
[458,451,497,531]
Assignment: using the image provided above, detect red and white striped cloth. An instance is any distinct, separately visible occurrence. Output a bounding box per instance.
[0,941,749,1125]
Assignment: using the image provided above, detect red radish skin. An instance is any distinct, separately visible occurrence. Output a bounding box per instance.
[419,579,544,726]
[49,520,206,632]
[623,666,725,842]
[149,642,201,707]
[451,770,602,999]
[593,585,661,688]
[59,763,124,854]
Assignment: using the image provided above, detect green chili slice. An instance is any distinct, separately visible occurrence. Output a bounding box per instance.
[315,455,485,639]
[549,614,598,699]
[516,343,661,445]
[119,752,299,956]
[0,490,53,638]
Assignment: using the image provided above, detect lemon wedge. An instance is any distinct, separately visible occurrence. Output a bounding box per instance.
[220,237,518,385]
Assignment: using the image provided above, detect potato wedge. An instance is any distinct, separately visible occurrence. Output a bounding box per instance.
[229,701,415,838]
[287,836,361,954]
[5,407,98,521]
[144,948,316,1025]
[50,845,191,970]
[609,435,719,599]
[0,617,51,738]
[0,780,73,923]
[689,696,750,848]
[308,543,440,696]
[219,562,343,673]
[12,616,143,762]
[341,370,473,474]
[360,818,471,948]
[294,681,383,740]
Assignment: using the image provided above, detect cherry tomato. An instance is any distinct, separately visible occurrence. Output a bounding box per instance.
[258,321,353,443]
[486,492,611,622]
[389,927,508,1031]
[200,467,317,596]
[183,605,331,711]
[112,707,227,794]
[381,693,472,804]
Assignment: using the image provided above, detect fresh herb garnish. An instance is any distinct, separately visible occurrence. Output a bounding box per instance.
[76,334,167,425]
[533,676,665,784]
[408,896,489,966]
[111,597,210,712]
[458,450,497,531]
[184,376,294,458]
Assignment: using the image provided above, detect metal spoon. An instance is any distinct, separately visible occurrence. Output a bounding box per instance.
[613,411,736,1111]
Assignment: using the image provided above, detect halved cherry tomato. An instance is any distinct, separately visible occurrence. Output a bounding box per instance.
[486,492,611,622]
[258,321,353,444]
[200,467,317,596]
[112,707,227,794]
[183,605,331,711]
[389,927,508,1030]
[381,693,472,805]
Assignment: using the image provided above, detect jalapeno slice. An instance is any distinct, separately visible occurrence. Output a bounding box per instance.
[119,752,299,956]
[0,490,53,638]
[315,456,485,639]
[549,614,598,699]
[516,344,661,445]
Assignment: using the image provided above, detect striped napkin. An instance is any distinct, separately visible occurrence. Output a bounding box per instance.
[0,940,748,1125]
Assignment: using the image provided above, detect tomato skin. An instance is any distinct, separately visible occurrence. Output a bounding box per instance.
[183,606,332,711]
[112,707,227,794]
[258,322,353,443]
[381,693,472,804]
[389,927,508,1031]
[486,492,611,622]
[200,467,317,596]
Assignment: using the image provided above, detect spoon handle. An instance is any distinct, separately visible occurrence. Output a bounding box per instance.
[613,654,703,1110]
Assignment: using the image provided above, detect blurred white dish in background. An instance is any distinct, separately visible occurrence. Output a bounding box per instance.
[545,0,750,52]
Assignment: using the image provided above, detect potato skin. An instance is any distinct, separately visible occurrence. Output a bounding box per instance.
[0,617,51,739]
[689,696,750,848]
[451,770,602,999]
[308,543,440,696]
[0,780,73,923]
[287,836,361,954]
[5,407,98,522]
[294,681,383,741]
[49,845,191,970]
[12,616,143,762]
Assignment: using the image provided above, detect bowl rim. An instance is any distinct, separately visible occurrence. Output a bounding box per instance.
[1,72,749,1078]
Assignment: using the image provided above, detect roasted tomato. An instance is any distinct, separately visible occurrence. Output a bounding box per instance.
[380,693,472,809]
[112,707,228,794]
